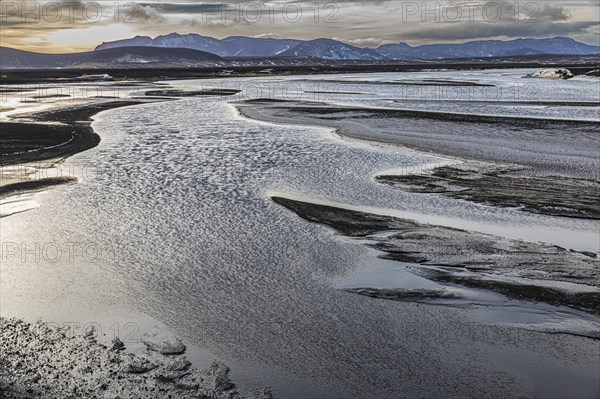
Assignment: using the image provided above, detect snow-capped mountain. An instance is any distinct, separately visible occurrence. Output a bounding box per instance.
[376,37,600,60]
[97,34,386,60]
[95,34,600,61]
[96,33,301,58]
[220,36,302,57]
[278,38,386,60]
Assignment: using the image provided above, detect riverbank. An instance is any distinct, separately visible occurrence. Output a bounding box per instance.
[0,85,271,397]
[235,99,600,318]
[0,99,164,206]
[2,54,598,84]
[234,99,599,181]
[0,83,244,203]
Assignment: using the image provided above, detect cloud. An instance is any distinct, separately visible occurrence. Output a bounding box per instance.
[335,37,385,47]
[138,3,225,14]
[1,0,598,52]
[134,5,168,23]
[254,32,282,38]
[396,21,599,42]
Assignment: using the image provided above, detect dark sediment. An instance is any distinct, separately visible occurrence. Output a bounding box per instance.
[0,120,100,166]
[271,196,417,237]
[272,196,600,313]
[144,89,241,97]
[283,105,599,130]
[343,288,462,301]
[0,177,76,198]
[12,100,149,123]
[390,99,600,107]
[419,270,600,314]
[30,94,71,99]
[377,163,600,220]
[1,101,149,166]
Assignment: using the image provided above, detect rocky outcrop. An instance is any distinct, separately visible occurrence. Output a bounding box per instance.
[141,325,187,355]
[0,317,273,399]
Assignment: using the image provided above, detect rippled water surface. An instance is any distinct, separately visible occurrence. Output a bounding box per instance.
[1,70,599,398]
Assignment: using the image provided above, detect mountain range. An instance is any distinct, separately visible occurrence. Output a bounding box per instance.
[95,34,600,60]
[1,35,598,69]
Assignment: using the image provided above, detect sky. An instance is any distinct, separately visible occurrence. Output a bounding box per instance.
[1,0,599,52]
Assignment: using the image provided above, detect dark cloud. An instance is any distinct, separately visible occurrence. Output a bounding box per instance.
[138,3,225,14]
[1,0,598,51]
[398,21,598,41]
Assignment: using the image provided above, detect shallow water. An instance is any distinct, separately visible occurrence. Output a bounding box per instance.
[1,70,599,398]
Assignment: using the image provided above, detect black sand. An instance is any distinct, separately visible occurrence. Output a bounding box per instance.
[271,196,600,313]
[1,101,149,166]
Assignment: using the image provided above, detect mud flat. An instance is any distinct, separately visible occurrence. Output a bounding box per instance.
[377,161,600,220]
[235,99,599,182]
[1,100,150,167]
[236,99,599,223]
[343,288,462,301]
[272,196,600,314]
[0,317,272,399]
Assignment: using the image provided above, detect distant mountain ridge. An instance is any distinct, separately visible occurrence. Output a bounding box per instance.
[377,37,600,59]
[0,46,223,69]
[95,34,600,60]
[96,33,302,58]
[2,35,599,69]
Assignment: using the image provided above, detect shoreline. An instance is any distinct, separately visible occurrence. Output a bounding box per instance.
[1,100,154,167]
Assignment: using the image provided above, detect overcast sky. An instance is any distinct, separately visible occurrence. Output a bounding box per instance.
[1,0,599,52]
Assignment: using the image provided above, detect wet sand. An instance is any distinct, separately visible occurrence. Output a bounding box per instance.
[377,161,600,220]
[271,196,600,314]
